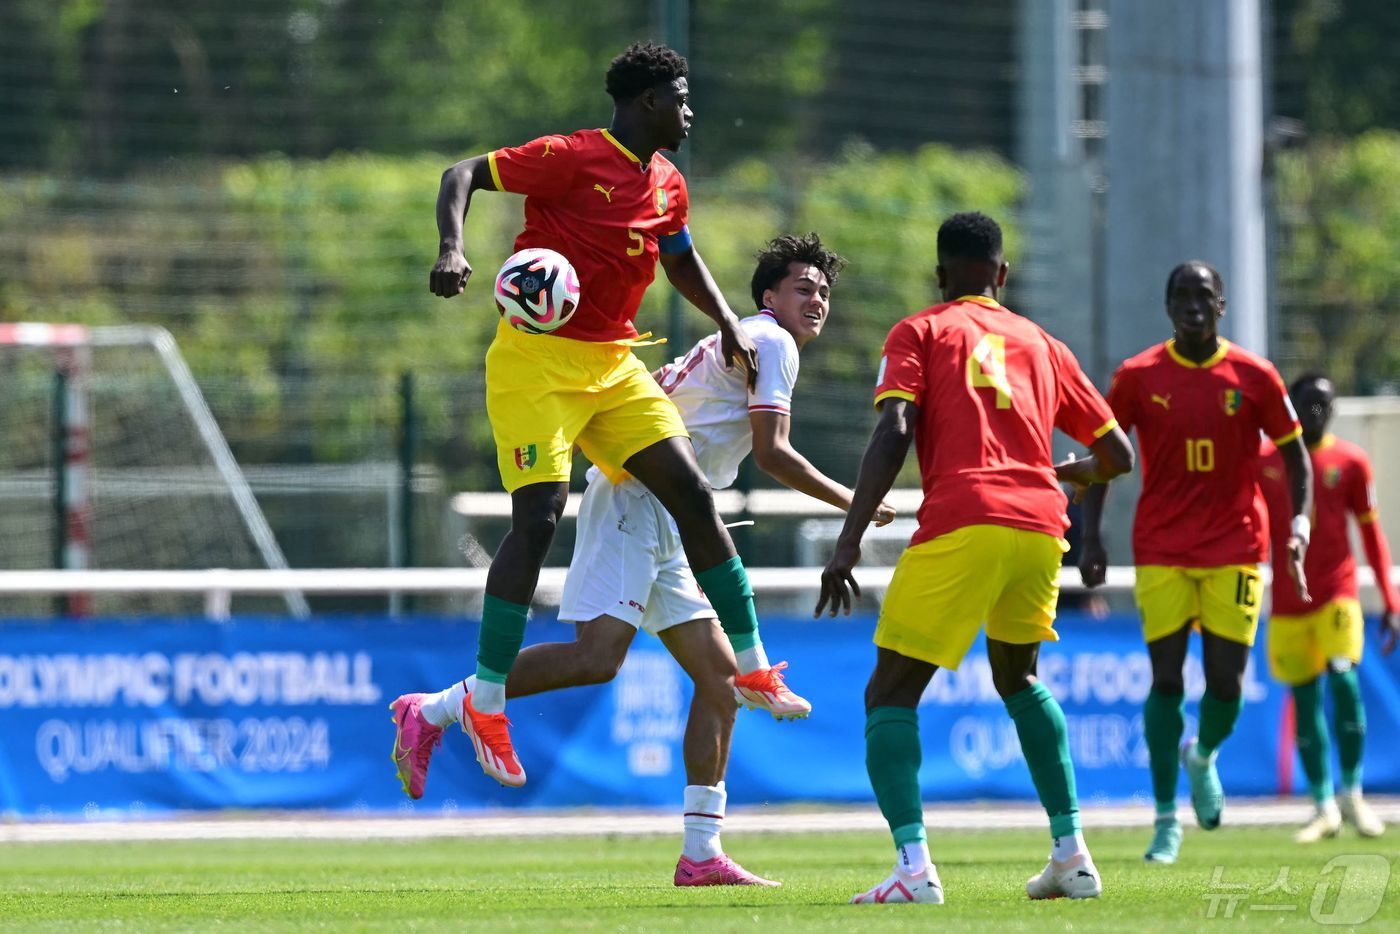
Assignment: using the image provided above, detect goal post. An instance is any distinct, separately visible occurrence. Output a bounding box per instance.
[0,323,308,618]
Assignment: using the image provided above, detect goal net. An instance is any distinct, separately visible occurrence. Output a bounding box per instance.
[0,324,306,617]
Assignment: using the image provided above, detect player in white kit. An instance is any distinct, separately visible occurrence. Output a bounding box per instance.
[438,234,891,885]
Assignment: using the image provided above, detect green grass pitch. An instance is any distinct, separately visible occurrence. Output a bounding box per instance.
[0,826,1394,931]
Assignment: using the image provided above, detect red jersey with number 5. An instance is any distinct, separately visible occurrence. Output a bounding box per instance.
[489,128,690,342]
[873,295,1118,547]
[1106,340,1301,567]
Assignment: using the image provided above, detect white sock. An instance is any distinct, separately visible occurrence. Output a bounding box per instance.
[470,674,506,714]
[735,642,769,676]
[682,782,726,861]
[897,840,931,876]
[419,680,467,727]
[1319,798,1342,818]
[1051,832,1087,862]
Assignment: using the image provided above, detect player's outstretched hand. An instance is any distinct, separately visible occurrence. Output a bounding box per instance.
[1286,535,1310,604]
[815,539,861,618]
[430,249,472,297]
[1379,610,1398,656]
[719,317,759,391]
[872,500,896,527]
[1078,537,1107,588]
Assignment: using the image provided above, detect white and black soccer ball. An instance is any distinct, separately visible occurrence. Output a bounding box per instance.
[493,248,580,334]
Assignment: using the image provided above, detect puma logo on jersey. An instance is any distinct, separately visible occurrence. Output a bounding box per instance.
[1151,393,1171,410]
[594,183,616,202]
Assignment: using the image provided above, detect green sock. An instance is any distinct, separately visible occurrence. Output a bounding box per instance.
[1329,668,1366,791]
[694,555,760,653]
[1143,689,1185,811]
[1197,689,1243,756]
[1005,682,1080,838]
[476,594,529,681]
[866,707,925,847]
[1292,680,1334,802]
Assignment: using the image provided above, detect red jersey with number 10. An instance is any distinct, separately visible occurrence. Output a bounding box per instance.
[489,129,690,342]
[1106,339,1301,567]
[874,296,1118,548]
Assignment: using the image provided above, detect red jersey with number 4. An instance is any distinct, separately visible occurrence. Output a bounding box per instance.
[1107,340,1301,568]
[1260,435,1378,615]
[489,128,690,342]
[874,296,1117,547]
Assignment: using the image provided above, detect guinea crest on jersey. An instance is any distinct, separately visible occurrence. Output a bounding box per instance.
[874,296,1117,547]
[654,311,800,490]
[488,128,691,343]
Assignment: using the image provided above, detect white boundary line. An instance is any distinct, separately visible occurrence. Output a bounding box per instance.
[4,798,1398,843]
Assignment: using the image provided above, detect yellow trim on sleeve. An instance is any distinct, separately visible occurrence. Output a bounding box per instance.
[487,151,504,191]
[1357,509,1380,525]
[1092,418,1119,440]
[874,389,917,409]
[1272,425,1303,446]
[1166,338,1230,369]
[600,128,642,163]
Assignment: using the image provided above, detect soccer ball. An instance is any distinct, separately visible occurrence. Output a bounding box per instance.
[493,248,580,334]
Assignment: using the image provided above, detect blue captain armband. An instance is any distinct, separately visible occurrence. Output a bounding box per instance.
[658,225,692,255]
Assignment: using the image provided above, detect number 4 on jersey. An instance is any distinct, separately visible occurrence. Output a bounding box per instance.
[967,333,1012,409]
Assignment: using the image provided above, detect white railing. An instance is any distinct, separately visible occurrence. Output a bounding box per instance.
[0,566,1394,621]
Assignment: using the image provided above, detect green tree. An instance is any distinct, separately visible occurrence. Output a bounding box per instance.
[1276,130,1400,393]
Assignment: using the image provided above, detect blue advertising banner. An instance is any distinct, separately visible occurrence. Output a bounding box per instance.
[0,612,1398,817]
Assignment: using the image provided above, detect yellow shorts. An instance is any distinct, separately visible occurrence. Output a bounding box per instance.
[1134,564,1263,646]
[484,320,688,493]
[1267,598,1365,686]
[874,524,1068,670]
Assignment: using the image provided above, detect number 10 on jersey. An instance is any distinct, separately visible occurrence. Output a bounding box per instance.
[1186,438,1215,472]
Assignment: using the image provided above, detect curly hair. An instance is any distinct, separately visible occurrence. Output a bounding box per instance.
[749,233,846,311]
[1164,260,1224,302]
[936,212,1003,263]
[605,42,688,102]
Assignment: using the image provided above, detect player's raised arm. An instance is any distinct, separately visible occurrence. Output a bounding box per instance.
[660,248,759,390]
[430,154,498,298]
[815,397,916,617]
[749,410,895,525]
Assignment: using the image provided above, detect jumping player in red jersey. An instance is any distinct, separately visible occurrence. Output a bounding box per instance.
[818,213,1133,905]
[1260,373,1399,842]
[1079,261,1313,864]
[391,44,799,796]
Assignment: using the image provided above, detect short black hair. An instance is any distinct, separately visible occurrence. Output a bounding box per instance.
[1165,260,1224,302]
[605,42,688,102]
[750,233,846,311]
[1290,370,1333,397]
[936,212,1003,263]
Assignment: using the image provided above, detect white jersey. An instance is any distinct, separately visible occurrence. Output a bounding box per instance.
[652,311,800,490]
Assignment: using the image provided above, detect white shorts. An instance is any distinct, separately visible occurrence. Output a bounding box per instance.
[558,471,715,635]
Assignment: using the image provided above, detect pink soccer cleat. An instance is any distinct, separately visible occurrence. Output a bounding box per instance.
[460,690,526,788]
[734,662,812,721]
[389,693,443,800]
[674,854,781,887]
